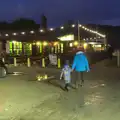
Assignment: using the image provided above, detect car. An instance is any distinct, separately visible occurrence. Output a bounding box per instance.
[0,59,8,78]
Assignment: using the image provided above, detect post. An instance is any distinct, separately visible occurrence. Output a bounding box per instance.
[42,58,45,68]
[27,58,31,67]
[2,58,5,63]
[78,20,80,43]
[57,58,61,68]
[117,50,120,67]
[14,58,17,67]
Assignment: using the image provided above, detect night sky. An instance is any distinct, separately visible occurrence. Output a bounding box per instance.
[0,0,120,26]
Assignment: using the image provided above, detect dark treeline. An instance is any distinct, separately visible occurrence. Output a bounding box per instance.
[0,18,40,30]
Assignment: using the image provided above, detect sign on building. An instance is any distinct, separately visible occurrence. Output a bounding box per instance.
[49,54,57,65]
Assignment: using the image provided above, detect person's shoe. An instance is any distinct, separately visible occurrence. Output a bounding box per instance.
[64,87,69,91]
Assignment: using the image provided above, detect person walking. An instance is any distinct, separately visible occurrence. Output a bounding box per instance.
[72,50,90,88]
[60,62,72,91]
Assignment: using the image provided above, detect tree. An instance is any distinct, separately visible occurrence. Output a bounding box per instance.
[11,18,39,30]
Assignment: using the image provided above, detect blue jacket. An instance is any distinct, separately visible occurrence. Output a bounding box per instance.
[72,51,90,72]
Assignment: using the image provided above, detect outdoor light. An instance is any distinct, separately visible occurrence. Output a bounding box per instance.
[82,26,85,29]
[74,41,78,46]
[60,26,64,29]
[72,24,75,27]
[69,43,73,47]
[83,43,88,49]
[54,42,58,46]
[79,24,82,27]
[12,41,16,44]
[5,34,9,36]
[50,28,53,31]
[43,42,48,46]
[40,29,44,32]
[21,32,25,35]
[30,31,34,34]
[13,33,17,35]
[36,42,40,46]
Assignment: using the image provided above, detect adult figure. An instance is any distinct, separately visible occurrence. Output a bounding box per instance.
[72,50,90,88]
[107,45,114,60]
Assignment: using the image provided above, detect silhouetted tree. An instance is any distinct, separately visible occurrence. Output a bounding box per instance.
[11,18,39,30]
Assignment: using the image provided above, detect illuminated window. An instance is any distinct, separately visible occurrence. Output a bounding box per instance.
[9,41,22,55]
[58,34,74,41]
[24,43,32,55]
[61,43,63,53]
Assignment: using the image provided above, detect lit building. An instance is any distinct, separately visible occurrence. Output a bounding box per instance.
[0,23,107,56]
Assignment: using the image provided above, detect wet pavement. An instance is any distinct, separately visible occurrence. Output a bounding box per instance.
[0,59,120,119]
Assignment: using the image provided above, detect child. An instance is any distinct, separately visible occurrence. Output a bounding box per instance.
[60,63,72,91]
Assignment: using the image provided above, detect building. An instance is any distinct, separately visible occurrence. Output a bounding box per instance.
[0,23,107,56]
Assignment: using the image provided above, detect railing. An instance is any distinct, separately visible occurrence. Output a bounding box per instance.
[1,51,109,68]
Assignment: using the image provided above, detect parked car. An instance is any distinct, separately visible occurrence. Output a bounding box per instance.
[0,59,8,78]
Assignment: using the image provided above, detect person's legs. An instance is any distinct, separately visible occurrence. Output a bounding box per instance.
[64,83,69,91]
[80,72,84,86]
[75,71,80,88]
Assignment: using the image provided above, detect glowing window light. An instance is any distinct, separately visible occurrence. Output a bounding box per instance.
[72,24,75,27]
[43,42,48,46]
[13,33,17,35]
[21,32,25,35]
[30,31,34,34]
[5,34,9,36]
[60,26,64,29]
[58,34,74,41]
[40,29,44,32]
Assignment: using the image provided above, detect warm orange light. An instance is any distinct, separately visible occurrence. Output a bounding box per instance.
[54,42,58,46]
[43,42,48,46]
[74,41,78,46]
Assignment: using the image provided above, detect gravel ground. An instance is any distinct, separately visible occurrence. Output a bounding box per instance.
[0,60,120,120]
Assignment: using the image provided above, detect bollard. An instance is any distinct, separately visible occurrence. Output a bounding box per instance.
[42,58,45,68]
[2,58,5,63]
[14,58,17,67]
[27,58,31,67]
[57,58,61,68]
[117,50,120,67]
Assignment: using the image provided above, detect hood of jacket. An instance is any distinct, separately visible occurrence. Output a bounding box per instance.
[76,51,84,55]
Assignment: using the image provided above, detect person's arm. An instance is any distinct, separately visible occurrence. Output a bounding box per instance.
[72,56,77,70]
[84,55,90,71]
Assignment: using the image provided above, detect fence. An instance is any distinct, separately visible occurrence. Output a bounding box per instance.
[1,51,109,68]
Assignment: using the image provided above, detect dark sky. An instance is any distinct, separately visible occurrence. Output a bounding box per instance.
[0,0,120,26]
